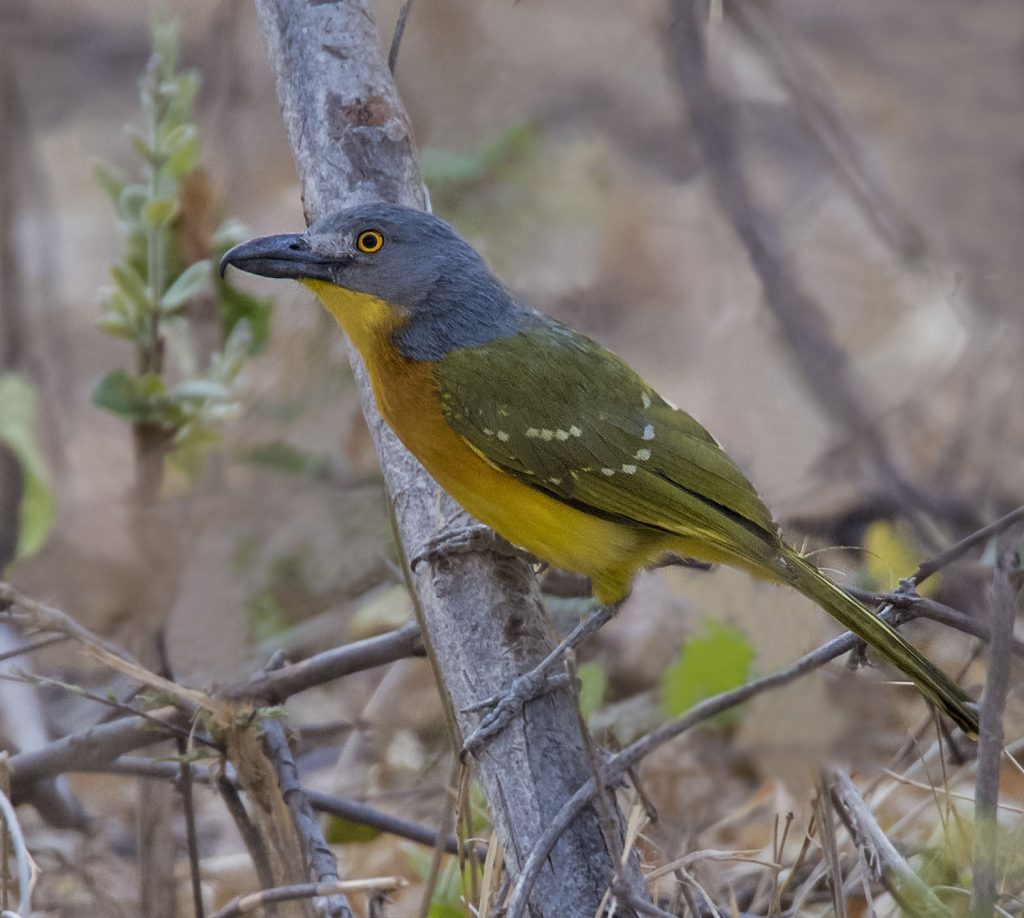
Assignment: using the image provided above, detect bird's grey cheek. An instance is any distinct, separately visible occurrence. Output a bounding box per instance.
[327,262,368,292]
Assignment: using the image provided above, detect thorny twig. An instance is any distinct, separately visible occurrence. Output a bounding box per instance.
[209,877,407,918]
[830,769,953,918]
[847,587,1024,659]
[260,712,354,918]
[911,505,1024,586]
[972,553,1019,915]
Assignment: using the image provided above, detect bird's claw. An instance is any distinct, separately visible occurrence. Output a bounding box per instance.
[460,672,570,759]
[411,524,542,573]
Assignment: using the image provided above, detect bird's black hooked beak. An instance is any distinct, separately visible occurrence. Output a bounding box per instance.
[219,233,337,282]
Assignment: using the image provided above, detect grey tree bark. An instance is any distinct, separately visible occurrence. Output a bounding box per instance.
[251,1,646,915]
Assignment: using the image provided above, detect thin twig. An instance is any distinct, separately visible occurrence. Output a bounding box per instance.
[221,620,421,703]
[387,0,414,74]
[209,877,407,918]
[0,783,35,915]
[216,773,277,892]
[157,635,205,918]
[417,756,458,918]
[6,620,421,801]
[911,505,1024,586]
[95,756,472,856]
[830,768,953,917]
[0,634,66,665]
[260,714,354,918]
[0,581,223,719]
[847,586,1024,658]
[972,553,1019,915]
[8,705,188,801]
[727,0,925,260]
[0,582,140,667]
[814,774,846,918]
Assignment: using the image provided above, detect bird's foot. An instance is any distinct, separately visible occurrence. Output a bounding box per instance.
[460,672,571,757]
[411,524,541,572]
[460,601,620,758]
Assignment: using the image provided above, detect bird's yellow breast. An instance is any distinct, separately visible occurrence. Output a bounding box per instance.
[305,281,645,600]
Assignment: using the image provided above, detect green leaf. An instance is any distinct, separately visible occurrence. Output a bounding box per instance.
[143,197,177,228]
[92,369,157,421]
[217,281,273,354]
[94,163,125,207]
[110,263,151,312]
[576,661,606,718]
[212,319,253,383]
[171,379,229,401]
[243,441,331,477]
[95,313,137,340]
[662,619,754,719]
[0,375,54,560]
[130,131,155,164]
[161,260,210,312]
[164,124,198,178]
[117,184,149,222]
[151,18,180,73]
[324,816,381,845]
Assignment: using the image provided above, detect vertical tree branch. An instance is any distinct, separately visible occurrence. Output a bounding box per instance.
[250,2,644,913]
[971,554,1019,915]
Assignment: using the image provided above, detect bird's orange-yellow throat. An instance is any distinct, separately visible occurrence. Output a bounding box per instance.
[221,203,978,738]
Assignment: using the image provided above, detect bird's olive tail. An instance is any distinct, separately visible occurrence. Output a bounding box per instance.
[776,547,978,738]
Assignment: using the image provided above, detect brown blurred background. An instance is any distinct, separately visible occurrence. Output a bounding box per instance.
[1,0,1021,913]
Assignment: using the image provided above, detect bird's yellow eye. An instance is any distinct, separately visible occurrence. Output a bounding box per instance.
[356,230,384,254]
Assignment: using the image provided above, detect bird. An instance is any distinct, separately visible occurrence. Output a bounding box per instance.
[220,202,978,739]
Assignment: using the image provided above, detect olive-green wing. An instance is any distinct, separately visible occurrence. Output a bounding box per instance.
[436,314,779,545]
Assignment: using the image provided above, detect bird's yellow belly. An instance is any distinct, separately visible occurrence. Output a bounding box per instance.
[372,352,643,599]
[311,281,650,600]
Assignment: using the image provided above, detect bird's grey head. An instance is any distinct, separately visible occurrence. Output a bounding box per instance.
[220,203,523,360]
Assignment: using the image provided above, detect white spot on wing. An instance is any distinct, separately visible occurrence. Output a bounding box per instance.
[601,468,615,476]
[497,431,509,442]
[555,429,569,441]
[483,428,494,436]
[569,425,583,438]
[641,392,651,409]
[635,448,651,461]
[621,464,637,474]
[526,428,540,438]
[547,477,562,485]
[540,429,554,441]
[642,424,655,441]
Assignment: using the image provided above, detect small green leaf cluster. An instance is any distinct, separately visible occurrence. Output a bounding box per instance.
[92,18,272,473]
[0,374,54,561]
